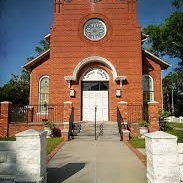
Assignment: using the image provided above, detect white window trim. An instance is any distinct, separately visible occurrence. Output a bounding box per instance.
[143,74,154,102]
[38,75,49,113]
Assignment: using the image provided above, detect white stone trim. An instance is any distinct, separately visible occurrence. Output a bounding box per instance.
[148,101,159,104]
[63,122,69,125]
[62,129,69,133]
[16,129,47,137]
[0,101,12,104]
[118,101,128,105]
[65,56,118,81]
[82,68,110,81]
[64,101,72,104]
[122,130,130,133]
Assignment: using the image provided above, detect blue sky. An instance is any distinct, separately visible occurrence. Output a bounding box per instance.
[0,0,179,86]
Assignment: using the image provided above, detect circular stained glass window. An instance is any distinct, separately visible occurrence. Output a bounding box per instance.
[83,19,107,41]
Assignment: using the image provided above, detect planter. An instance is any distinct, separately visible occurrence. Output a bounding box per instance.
[44,127,52,138]
[140,127,148,138]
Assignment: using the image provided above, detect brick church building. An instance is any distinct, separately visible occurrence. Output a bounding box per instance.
[22,0,170,135]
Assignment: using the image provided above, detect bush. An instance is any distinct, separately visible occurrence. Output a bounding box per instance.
[139,120,149,128]
[159,111,172,131]
[43,121,55,130]
[52,128,61,137]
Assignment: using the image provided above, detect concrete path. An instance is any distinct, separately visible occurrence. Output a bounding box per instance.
[47,139,147,183]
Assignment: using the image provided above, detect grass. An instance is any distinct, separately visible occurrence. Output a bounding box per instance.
[129,138,145,148]
[169,123,183,129]
[166,129,183,143]
[0,137,62,154]
[0,137,16,141]
[129,129,183,149]
[47,137,62,154]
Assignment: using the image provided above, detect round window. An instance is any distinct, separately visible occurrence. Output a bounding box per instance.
[83,19,107,41]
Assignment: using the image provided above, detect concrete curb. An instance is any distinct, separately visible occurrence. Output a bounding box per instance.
[124,141,146,167]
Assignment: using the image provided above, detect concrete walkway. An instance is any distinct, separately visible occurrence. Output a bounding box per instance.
[47,139,147,183]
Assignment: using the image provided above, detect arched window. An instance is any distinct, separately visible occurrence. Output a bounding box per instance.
[39,76,49,113]
[143,75,154,102]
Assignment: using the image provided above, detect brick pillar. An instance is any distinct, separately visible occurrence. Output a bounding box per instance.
[122,130,130,141]
[148,101,160,132]
[62,101,73,141]
[27,106,33,123]
[128,123,140,138]
[0,101,12,138]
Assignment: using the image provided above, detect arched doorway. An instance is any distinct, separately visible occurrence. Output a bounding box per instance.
[82,68,109,122]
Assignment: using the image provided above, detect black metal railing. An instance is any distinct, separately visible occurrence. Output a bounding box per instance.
[10,105,29,124]
[95,106,97,140]
[117,107,123,140]
[10,104,64,123]
[69,107,74,140]
[98,123,104,137]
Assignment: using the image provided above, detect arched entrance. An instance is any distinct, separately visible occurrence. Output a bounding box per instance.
[82,68,109,122]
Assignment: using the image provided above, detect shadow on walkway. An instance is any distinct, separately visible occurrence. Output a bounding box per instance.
[47,163,85,183]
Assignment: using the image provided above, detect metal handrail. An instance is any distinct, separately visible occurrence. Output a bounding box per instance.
[117,107,122,141]
[95,106,97,140]
[69,107,74,140]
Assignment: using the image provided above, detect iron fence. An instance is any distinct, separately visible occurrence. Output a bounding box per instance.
[10,105,29,124]
[10,104,64,124]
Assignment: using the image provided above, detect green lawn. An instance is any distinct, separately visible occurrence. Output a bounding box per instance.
[129,138,145,148]
[129,129,183,149]
[47,137,62,154]
[169,123,183,129]
[166,129,183,143]
[0,137,62,154]
[0,137,16,141]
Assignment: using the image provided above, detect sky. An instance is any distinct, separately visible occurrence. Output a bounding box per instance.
[0,0,180,86]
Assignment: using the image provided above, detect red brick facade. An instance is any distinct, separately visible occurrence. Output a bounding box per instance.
[0,0,170,138]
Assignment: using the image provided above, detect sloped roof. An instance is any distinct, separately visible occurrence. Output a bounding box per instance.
[23,49,50,70]
[142,49,171,69]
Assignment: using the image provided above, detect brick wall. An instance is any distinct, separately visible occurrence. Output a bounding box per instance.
[8,124,44,137]
[28,0,162,123]
[142,55,162,110]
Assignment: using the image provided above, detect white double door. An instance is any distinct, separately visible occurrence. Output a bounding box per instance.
[82,90,109,122]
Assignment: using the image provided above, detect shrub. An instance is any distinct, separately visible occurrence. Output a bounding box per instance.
[43,121,55,129]
[159,111,172,131]
[52,128,61,137]
[139,120,149,128]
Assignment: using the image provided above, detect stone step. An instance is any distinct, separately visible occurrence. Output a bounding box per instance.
[73,122,120,140]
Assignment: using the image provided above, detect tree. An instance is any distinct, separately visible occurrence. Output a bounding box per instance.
[0,70,30,105]
[144,0,183,116]
[0,38,50,104]
[163,72,183,116]
[144,12,183,62]
[172,0,183,8]
[35,39,49,54]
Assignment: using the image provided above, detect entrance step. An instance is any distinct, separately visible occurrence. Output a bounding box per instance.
[73,122,121,141]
